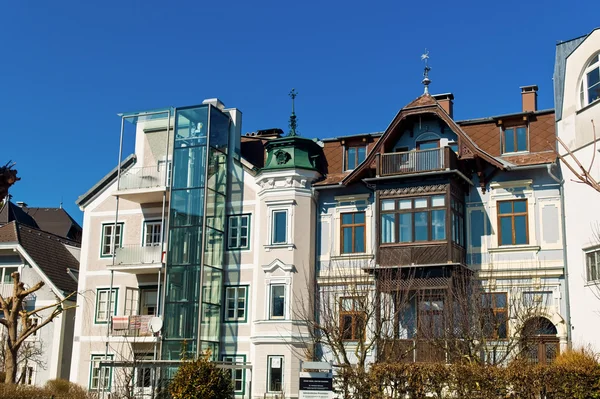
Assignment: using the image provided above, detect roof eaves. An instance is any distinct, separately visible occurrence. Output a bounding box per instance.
[76,154,137,208]
[457,109,555,126]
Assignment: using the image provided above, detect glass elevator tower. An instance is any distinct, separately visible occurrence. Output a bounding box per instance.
[162,104,230,360]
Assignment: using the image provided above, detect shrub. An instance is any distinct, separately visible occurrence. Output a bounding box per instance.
[45,379,90,398]
[169,351,234,399]
[0,380,91,399]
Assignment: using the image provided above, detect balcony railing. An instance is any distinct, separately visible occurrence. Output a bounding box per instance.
[115,245,163,266]
[378,147,458,177]
[0,283,12,298]
[111,315,155,337]
[118,164,170,191]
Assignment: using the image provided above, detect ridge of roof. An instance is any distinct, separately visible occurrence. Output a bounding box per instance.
[457,109,555,126]
[76,154,137,208]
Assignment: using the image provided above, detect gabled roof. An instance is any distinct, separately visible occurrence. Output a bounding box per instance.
[76,154,137,208]
[341,93,505,186]
[0,221,79,294]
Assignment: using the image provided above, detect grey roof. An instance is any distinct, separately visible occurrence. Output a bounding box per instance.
[22,206,82,242]
[0,201,39,229]
[76,154,137,207]
[554,28,599,121]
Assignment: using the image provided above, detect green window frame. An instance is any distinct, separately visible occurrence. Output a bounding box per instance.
[227,214,251,250]
[100,222,123,257]
[224,285,248,322]
[89,354,113,391]
[222,354,246,395]
[1,266,18,284]
[95,288,118,324]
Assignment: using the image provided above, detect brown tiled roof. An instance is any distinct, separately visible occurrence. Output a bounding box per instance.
[314,172,350,186]
[503,151,556,166]
[0,221,79,294]
[22,207,82,243]
[404,93,438,108]
[528,113,556,153]
[459,121,500,156]
[323,141,344,174]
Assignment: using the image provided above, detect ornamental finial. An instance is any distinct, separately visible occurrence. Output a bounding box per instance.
[421,49,431,94]
[288,88,298,136]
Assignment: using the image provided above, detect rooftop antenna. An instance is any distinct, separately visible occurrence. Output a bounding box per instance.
[288,88,298,136]
[421,49,431,94]
[60,196,63,209]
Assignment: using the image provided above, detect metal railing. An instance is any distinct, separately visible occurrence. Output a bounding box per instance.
[111,315,155,337]
[379,147,457,176]
[118,163,170,191]
[115,245,163,266]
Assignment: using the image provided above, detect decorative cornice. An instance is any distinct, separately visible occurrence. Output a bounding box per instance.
[378,184,448,197]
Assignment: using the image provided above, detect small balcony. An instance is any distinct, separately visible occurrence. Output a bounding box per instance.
[109,245,164,274]
[114,163,170,203]
[111,315,157,338]
[378,147,458,177]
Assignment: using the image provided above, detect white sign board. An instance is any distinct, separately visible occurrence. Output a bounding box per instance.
[299,371,333,399]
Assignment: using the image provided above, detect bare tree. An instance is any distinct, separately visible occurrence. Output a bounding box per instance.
[0,272,75,384]
[554,119,599,192]
[0,161,19,208]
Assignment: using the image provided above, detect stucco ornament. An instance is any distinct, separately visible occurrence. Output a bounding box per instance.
[275,150,291,165]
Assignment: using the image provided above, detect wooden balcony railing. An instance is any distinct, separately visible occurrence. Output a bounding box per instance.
[378,147,458,177]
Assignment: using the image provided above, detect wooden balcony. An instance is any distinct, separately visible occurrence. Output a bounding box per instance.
[378,243,465,268]
[378,147,458,177]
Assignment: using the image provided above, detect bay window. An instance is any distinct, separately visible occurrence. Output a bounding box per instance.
[380,195,447,244]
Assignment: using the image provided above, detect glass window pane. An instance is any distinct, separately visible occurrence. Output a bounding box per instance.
[494,293,507,309]
[381,200,395,211]
[399,214,412,242]
[498,202,513,214]
[513,201,527,213]
[431,195,445,207]
[381,214,395,243]
[499,217,513,245]
[516,127,527,152]
[514,216,528,244]
[497,313,508,339]
[432,210,446,240]
[342,227,353,253]
[341,213,353,225]
[414,211,428,241]
[354,212,365,224]
[347,148,356,170]
[504,128,515,153]
[354,226,365,253]
[171,189,204,227]
[399,200,412,210]
[357,147,366,164]
[273,211,287,244]
[271,285,285,318]
[414,198,428,208]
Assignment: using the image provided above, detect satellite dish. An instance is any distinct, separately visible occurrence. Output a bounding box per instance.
[148,317,163,333]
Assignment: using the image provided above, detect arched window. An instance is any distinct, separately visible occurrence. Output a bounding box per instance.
[580,52,600,107]
[521,317,559,364]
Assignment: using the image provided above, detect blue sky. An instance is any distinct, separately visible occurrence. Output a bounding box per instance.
[1,0,597,224]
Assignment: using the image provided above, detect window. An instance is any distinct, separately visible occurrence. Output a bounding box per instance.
[140,287,157,316]
[24,366,35,385]
[267,356,284,392]
[134,354,152,391]
[144,221,162,246]
[101,223,123,257]
[586,249,600,282]
[0,267,17,284]
[222,355,246,395]
[481,293,508,339]
[451,197,465,247]
[418,292,445,339]
[498,200,528,246]
[580,53,600,107]
[340,297,366,341]
[124,287,139,316]
[90,354,113,390]
[269,284,286,319]
[380,195,446,244]
[95,288,118,323]
[417,139,440,150]
[26,317,40,340]
[341,212,366,254]
[228,215,250,250]
[448,142,459,153]
[345,146,366,170]
[272,211,287,244]
[225,286,248,322]
[502,126,528,153]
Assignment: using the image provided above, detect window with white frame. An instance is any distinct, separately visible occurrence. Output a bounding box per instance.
[90,354,113,390]
[580,53,600,107]
[271,210,288,245]
[95,288,118,323]
[586,249,600,282]
[267,356,284,392]
[124,287,139,316]
[222,354,246,394]
[144,221,162,246]
[225,286,247,322]
[0,267,17,284]
[101,223,123,257]
[25,317,41,341]
[228,215,250,250]
[269,284,286,319]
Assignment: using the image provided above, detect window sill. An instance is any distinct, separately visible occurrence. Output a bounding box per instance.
[488,245,540,253]
[264,243,295,251]
[577,98,600,114]
[331,253,374,261]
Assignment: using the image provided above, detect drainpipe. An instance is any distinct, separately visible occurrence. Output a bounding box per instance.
[545,163,572,348]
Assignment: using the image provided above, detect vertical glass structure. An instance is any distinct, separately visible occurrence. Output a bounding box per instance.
[162,104,230,361]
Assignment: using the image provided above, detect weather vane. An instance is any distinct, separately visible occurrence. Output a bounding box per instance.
[288,88,298,136]
[421,49,431,94]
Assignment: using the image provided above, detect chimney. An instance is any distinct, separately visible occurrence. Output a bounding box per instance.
[520,85,538,112]
[433,93,454,118]
[16,201,27,208]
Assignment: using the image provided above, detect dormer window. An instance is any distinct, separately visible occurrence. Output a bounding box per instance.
[345,146,366,171]
[502,126,528,154]
[580,53,600,107]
